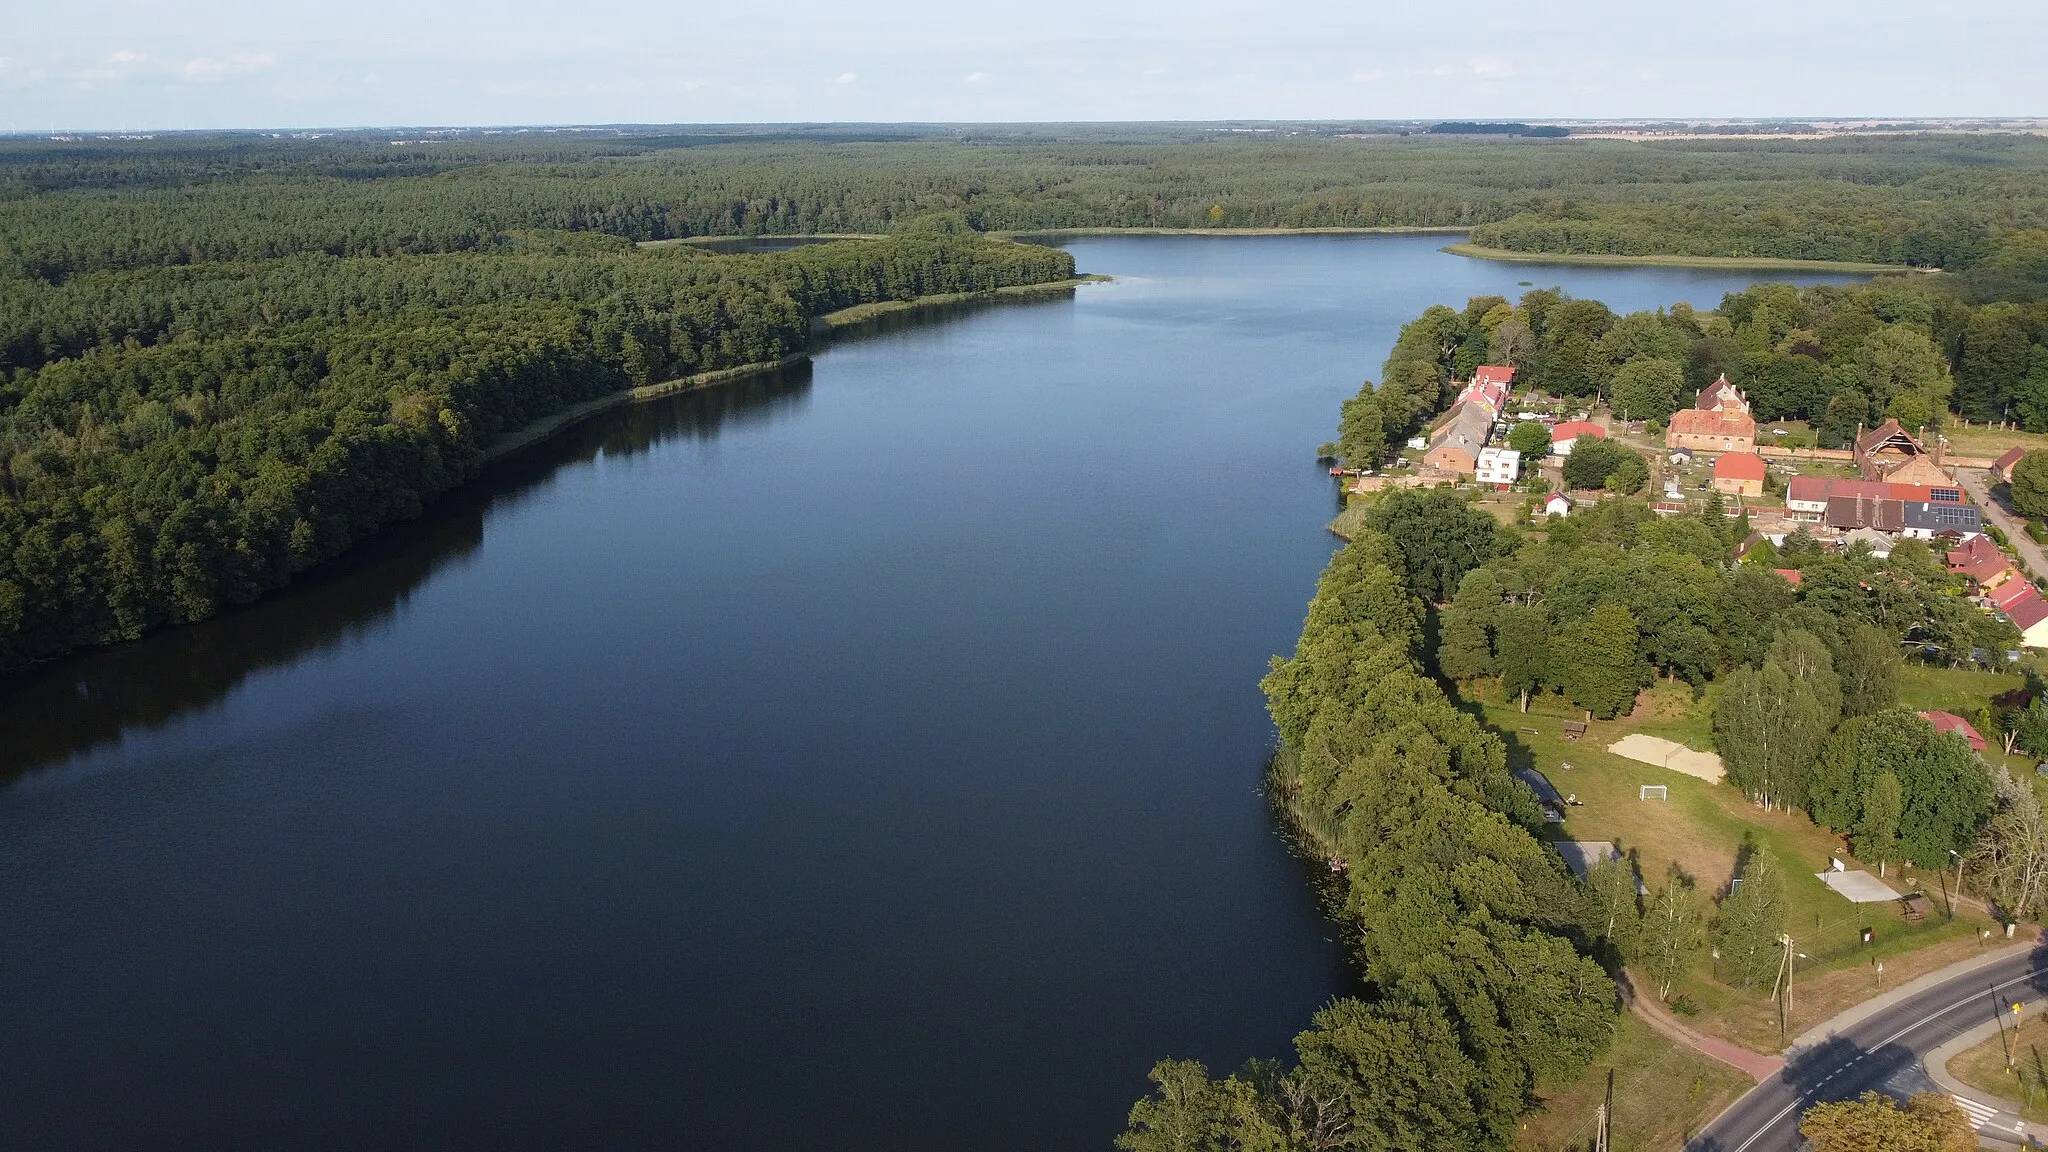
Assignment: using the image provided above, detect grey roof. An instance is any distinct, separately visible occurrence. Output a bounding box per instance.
[1901,501,1982,532]
[1513,766,1566,809]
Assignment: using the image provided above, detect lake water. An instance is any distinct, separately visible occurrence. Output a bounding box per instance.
[0,236,1859,1151]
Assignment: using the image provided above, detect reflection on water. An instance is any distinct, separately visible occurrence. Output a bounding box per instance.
[0,361,814,783]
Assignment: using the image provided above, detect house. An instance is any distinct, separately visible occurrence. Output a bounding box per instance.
[1784,477,1965,520]
[1696,374,1750,413]
[1669,446,1694,465]
[1550,420,1605,456]
[1712,452,1767,497]
[1899,500,1982,540]
[1543,492,1573,518]
[1453,366,1515,418]
[1990,578,2038,614]
[1774,568,1805,586]
[1476,447,1521,487]
[1947,535,2017,592]
[1841,526,1896,558]
[1824,496,1906,533]
[1918,710,1988,752]
[1666,407,1757,452]
[2005,588,2048,649]
[1425,402,1493,475]
[1854,420,1953,486]
[1994,446,2028,484]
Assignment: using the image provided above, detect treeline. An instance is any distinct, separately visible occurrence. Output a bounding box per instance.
[8,131,2048,290]
[1121,492,1617,1151]
[0,234,1075,671]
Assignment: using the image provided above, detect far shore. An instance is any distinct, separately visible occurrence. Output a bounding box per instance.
[997,226,1468,239]
[485,276,1109,465]
[1441,241,1919,274]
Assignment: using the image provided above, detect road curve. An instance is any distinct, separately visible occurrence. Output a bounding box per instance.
[1686,942,2048,1151]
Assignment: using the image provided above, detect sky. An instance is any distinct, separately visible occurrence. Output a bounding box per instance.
[5,0,2046,131]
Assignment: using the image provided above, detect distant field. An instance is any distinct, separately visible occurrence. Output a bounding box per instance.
[1442,242,1914,274]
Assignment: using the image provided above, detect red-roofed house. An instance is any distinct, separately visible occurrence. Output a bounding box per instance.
[1947,535,2017,592]
[1696,375,1751,413]
[1550,421,1606,456]
[1712,452,1767,496]
[1473,365,1516,389]
[1667,407,1756,453]
[1773,568,1804,586]
[1919,710,1987,752]
[1994,446,2028,484]
[1784,476,1965,520]
[1996,585,2048,649]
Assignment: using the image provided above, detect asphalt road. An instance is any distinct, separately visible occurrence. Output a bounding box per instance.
[1686,942,2048,1151]
[1957,468,2048,585]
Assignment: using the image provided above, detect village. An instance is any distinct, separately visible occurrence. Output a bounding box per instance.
[1347,364,2048,652]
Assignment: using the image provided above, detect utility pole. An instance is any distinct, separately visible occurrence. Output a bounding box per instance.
[1771,934,1795,1047]
[2009,1002,2025,1074]
[1594,1068,1613,1152]
[1952,849,1966,920]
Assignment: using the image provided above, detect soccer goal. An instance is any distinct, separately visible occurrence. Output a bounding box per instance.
[1639,785,1668,801]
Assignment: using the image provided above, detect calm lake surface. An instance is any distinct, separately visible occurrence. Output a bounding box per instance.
[0,236,1859,1151]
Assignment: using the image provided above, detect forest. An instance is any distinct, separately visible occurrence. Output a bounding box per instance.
[0,222,1075,672]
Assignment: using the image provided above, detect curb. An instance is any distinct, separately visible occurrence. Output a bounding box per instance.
[1786,940,2039,1056]
[1924,995,2046,1146]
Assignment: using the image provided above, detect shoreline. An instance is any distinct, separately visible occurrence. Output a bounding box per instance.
[1441,241,1917,274]
[999,226,1468,239]
[485,276,1109,465]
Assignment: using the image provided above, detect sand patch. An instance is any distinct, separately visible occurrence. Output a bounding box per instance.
[1607,734,1726,783]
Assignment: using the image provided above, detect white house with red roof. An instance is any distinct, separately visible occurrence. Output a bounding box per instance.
[1549,421,1605,456]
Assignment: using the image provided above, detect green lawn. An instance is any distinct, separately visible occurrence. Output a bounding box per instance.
[1471,679,1994,1053]
[1514,1012,1752,1152]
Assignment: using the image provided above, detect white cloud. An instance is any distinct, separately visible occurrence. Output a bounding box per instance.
[1467,55,1517,79]
[1141,67,1166,76]
[963,71,985,83]
[179,52,278,82]
[833,71,857,84]
[105,49,144,64]
[684,77,707,90]
[1351,69,1384,82]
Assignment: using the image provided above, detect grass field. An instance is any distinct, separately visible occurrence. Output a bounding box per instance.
[1472,675,2000,1054]
[1514,1012,1752,1152]
[1948,1013,2048,1122]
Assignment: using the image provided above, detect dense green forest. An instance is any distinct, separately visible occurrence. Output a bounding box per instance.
[0,222,1074,672]
[5,128,2047,297]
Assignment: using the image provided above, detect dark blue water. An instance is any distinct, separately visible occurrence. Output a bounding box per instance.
[0,235,1859,1151]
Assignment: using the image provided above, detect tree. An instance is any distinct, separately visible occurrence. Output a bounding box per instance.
[1361,488,1508,604]
[1714,661,1832,810]
[1714,843,1787,990]
[1505,420,1551,459]
[1438,570,1499,681]
[1336,387,1388,468]
[1838,621,1902,716]
[1635,873,1706,1001]
[1609,356,1684,423]
[1588,856,1640,951]
[1495,605,1550,712]
[1972,772,2048,922]
[1800,1092,1974,1152]
[1549,602,1639,718]
[2010,450,2048,521]
[1855,325,1954,423]
[1857,772,1903,875]
[1562,437,1625,491]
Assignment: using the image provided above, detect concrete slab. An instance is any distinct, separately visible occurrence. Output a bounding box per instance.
[1818,869,1903,903]
[1606,733,1726,782]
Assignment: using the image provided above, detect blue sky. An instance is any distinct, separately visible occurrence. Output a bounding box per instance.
[6,0,2044,130]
